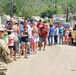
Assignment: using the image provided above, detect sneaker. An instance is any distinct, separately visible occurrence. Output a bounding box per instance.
[43,48,45,51]
[18,55,21,59]
[38,48,41,51]
[14,58,17,61]
[18,56,21,59]
[24,56,28,59]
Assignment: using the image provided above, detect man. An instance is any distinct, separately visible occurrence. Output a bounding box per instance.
[59,24,64,44]
[54,25,59,45]
[0,25,11,75]
[48,24,54,46]
[39,23,49,51]
[37,19,44,47]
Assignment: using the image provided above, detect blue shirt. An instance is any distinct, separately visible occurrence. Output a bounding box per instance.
[49,27,54,35]
[59,27,64,34]
[20,25,24,32]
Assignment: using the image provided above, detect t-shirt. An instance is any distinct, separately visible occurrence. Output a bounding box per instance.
[54,28,59,35]
[30,34,36,42]
[37,23,43,29]
[59,27,64,34]
[39,27,48,38]
[49,27,54,35]
[65,30,69,36]
[8,33,15,46]
[21,31,29,42]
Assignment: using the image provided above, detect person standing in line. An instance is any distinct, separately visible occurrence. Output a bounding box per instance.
[30,30,36,55]
[19,26,29,59]
[39,23,49,51]
[48,24,54,46]
[54,25,59,45]
[24,19,32,55]
[8,29,15,60]
[59,24,64,44]
[37,19,44,47]
[31,22,39,51]
[64,28,69,44]
[68,26,73,45]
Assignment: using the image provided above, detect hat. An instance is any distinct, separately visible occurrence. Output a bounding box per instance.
[0,25,6,31]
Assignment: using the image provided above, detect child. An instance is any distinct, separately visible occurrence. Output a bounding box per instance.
[64,28,69,44]
[30,30,36,55]
[8,29,15,60]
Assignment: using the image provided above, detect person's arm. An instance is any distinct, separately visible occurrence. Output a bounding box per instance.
[43,28,49,33]
[21,32,29,37]
[17,26,20,34]
[34,27,38,33]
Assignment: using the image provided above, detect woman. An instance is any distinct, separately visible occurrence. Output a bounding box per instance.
[19,25,29,58]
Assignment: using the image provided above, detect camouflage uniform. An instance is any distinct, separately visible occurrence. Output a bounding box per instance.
[0,38,11,75]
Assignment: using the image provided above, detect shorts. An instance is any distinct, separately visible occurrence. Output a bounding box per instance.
[64,35,69,40]
[40,36,47,43]
[30,42,36,45]
[13,41,19,51]
[21,41,29,45]
[8,46,14,49]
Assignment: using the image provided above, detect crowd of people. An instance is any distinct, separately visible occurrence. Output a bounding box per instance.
[0,18,73,62]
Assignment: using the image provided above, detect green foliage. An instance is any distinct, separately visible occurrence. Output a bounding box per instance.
[0,0,76,18]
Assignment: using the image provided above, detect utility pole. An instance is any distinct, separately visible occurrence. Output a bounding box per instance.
[10,0,13,18]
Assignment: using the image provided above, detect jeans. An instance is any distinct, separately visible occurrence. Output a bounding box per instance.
[59,33,63,44]
[48,34,54,45]
[54,35,58,44]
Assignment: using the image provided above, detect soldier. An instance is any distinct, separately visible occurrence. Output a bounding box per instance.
[0,25,11,75]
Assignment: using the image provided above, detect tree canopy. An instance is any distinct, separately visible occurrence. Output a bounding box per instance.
[0,0,76,18]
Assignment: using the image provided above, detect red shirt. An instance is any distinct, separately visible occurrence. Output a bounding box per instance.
[39,27,49,38]
[37,23,43,29]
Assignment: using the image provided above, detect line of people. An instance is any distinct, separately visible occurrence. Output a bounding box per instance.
[48,23,72,46]
[1,19,73,62]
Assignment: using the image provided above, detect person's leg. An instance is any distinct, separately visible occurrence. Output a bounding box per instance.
[43,38,47,51]
[14,50,17,61]
[14,41,19,60]
[34,42,37,54]
[31,42,33,54]
[54,36,56,45]
[33,43,35,54]
[25,44,28,58]
[10,47,13,59]
[27,42,30,54]
[56,35,58,44]
[19,44,25,57]
[38,37,42,50]
[48,34,50,45]
[59,34,61,44]
[61,34,63,44]
[51,35,53,45]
